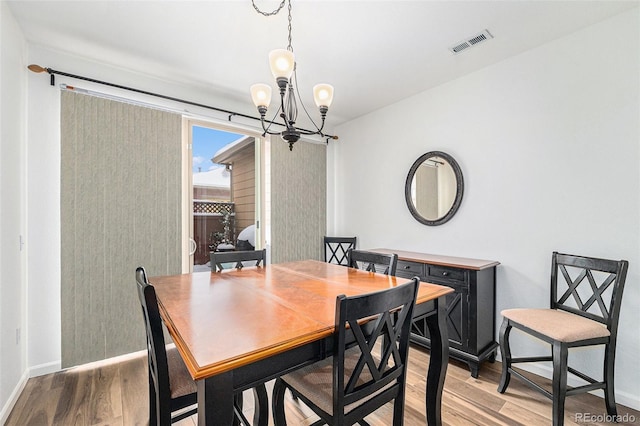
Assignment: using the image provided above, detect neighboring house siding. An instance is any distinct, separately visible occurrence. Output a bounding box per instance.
[231,143,255,235]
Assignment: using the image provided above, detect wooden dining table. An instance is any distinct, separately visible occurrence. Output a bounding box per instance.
[151,259,454,425]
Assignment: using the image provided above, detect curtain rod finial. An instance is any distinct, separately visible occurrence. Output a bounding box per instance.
[27,64,47,73]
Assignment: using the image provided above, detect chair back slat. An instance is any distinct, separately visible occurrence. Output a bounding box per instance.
[334,278,418,415]
[324,236,357,265]
[347,249,398,276]
[551,251,628,329]
[135,267,172,424]
[211,249,266,272]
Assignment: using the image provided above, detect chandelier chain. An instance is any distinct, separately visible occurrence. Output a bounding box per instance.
[287,0,293,52]
[251,0,286,17]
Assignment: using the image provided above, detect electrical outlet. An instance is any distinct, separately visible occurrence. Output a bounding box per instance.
[16,328,20,345]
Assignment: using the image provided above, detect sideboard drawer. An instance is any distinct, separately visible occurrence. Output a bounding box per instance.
[427,265,465,282]
[397,260,425,276]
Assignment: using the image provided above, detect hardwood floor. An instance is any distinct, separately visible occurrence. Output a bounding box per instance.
[7,345,640,425]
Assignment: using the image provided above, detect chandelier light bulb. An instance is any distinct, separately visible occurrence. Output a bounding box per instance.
[313,84,334,108]
[250,83,272,108]
[268,49,295,80]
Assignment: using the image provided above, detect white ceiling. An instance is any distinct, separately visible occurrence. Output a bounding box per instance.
[7,0,638,131]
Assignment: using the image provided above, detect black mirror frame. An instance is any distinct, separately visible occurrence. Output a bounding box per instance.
[405,151,464,226]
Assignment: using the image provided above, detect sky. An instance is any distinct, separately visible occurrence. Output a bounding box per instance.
[192,126,244,174]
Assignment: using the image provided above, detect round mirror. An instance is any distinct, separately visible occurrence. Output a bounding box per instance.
[405,151,464,226]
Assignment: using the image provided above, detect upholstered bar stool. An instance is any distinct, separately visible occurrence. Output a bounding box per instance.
[497,252,628,426]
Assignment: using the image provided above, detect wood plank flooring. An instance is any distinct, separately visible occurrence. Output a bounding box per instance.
[7,345,640,425]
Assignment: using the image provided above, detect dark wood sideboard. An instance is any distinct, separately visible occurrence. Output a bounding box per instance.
[372,248,500,378]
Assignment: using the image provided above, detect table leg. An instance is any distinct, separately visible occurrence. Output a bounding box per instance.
[198,372,234,426]
[424,296,449,425]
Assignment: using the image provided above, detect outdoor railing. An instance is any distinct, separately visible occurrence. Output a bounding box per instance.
[193,200,234,216]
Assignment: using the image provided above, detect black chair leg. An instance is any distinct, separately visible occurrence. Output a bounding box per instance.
[272,377,288,425]
[253,384,269,426]
[233,392,243,426]
[603,343,618,416]
[149,377,158,425]
[497,319,512,393]
[392,392,405,426]
[552,341,568,426]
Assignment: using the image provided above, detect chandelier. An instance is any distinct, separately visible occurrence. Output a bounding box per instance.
[250,0,334,151]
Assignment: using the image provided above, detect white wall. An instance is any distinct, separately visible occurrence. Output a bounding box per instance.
[25,47,62,376]
[0,1,28,421]
[330,9,639,410]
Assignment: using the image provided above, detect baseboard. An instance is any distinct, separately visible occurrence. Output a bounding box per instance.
[496,353,640,412]
[0,369,29,424]
[29,359,61,377]
[615,389,640,413]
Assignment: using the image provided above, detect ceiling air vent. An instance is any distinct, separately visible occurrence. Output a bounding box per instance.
[449,29,493,54]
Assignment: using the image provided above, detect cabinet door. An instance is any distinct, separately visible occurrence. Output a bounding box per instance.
[426,266,469,351]
[443,283,467,350]
[411,281,468,351]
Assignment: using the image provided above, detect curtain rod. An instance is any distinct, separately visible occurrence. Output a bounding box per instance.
[27,64,338,142]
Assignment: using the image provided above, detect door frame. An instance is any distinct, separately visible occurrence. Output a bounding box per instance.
[182,117,268,272]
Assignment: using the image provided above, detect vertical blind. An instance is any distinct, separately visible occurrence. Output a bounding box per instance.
[270,139,327,263]
[60,91,182,367]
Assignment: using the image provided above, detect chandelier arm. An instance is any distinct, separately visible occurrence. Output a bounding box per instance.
[261,104,284,135]
[291,68,325,134]
[297,125,326,137]
[261,128,285,136]
[261,103,309,137]
[259,119,282,136]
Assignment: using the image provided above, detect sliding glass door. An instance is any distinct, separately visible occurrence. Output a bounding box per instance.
[182,119,265,272]
[181,118,328,271]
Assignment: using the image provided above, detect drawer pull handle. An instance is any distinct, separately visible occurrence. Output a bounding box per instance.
[442,271,449,276]
[404,265,411,269]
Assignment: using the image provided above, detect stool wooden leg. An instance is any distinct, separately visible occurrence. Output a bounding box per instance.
[497,319,512,393]
[552,341,568,426]
[604,342,618,416]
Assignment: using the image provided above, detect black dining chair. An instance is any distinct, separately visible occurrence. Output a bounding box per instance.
[136,267,266,425]
[497,252,629,426]
[347,249,398,276]
[211,249,267,272]
[272,277,419,425]
[324,236,357,266]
